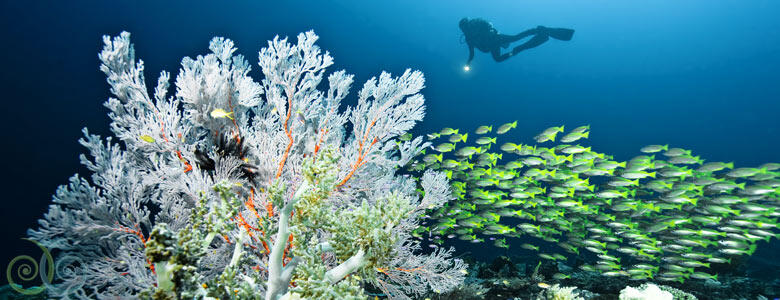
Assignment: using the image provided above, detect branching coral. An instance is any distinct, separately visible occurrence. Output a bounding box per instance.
[536,284,584,300]
[26,31,465,299]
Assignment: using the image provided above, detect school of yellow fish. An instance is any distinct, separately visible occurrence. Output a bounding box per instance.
[403,122,779,284]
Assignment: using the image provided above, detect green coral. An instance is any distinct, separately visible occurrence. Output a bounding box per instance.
[330,190,413,265]
[287,146,414,297]
[141,181,260,299]
[286,239,367,300]
[142,223,205,299]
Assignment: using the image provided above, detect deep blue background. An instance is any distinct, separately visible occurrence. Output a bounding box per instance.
[1,0,779,286]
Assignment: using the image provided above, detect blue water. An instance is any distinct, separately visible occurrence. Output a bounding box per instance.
[1,0,779,290]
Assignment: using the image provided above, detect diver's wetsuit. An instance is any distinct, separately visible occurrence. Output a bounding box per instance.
[461,18,554,64]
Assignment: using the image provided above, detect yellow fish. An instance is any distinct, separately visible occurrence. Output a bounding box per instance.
[210,108,234,120]
[139,135,155,143]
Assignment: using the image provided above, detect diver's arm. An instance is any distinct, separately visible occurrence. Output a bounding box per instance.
[467,44,474,65]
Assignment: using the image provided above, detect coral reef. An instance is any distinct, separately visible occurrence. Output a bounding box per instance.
[618,283,672,300]
[654,284,697,300]
[535,284,584,300]
[22,31,465,299]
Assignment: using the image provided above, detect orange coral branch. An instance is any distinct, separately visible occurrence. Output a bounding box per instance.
[225,92,242,144]
[245,188,271,254]
[375,266,424,275]
[312,106,336,162]
[113,222,149,243]
[282,233,294,266]
[112,222,155,274]
[337,136,378,188]
[335,114,384,188]
[313,127,328,162]
[266,200,275,218]
[236,213,259,239]
[245,189,265,226]
[395,267,423,273]
[336,98,400,187]
[276,89,295,179]
[142,92,196,175]
[176,150,193,173]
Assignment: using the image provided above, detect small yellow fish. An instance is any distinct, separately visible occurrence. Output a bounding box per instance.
[210,108,234,120]
[538,282,550,289]
[139,135,155,143]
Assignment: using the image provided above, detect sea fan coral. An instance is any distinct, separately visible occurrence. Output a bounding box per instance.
[26,31,465,299]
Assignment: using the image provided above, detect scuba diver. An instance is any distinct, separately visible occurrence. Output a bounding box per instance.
[459,17,574,70]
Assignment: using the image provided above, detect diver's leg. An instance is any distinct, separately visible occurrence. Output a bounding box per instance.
[501,28,539,45]
[512,31,550,55]
[491,49,512,62]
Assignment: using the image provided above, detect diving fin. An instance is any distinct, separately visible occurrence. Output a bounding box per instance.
[546,27,575,41]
